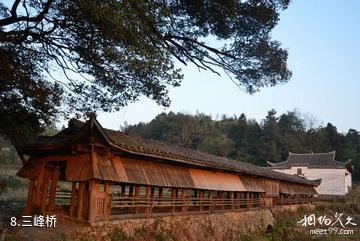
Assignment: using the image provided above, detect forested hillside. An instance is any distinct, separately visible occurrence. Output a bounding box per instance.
[124,110,360,180]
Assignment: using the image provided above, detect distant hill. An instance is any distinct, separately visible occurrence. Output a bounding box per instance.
[124,110,360,181]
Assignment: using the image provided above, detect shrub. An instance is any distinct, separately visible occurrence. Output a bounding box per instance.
[107,227,128,241]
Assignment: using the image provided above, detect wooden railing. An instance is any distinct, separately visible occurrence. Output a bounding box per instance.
[110,196,263,216]
[47,190,72,206]
[275,197,313,206]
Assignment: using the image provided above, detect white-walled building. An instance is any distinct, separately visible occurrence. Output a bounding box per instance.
[268,151,353,196]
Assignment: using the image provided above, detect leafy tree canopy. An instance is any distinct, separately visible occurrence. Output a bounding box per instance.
[0,0,291,143]
[124,110,360,180]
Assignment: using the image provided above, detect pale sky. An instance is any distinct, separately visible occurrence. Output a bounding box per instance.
[83,1,360,132]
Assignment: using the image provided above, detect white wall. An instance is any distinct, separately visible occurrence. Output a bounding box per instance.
[273,166,350,196]
[345,170,352,194]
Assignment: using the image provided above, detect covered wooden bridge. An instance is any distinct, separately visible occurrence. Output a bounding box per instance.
[17,116,321,223]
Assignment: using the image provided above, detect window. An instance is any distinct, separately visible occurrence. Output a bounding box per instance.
[297,168,302,175]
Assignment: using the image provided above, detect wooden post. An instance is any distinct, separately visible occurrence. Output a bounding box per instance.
[194,190,198,209]
[145,186,151,214]
[157,187,163,211]
[88,180,98,222]
[23,180,35,214]
[261,193,265,208]
[221,192,225,210]
[208,192,213,213]
[134,186,140,213]
[199,190,204,212]
[48,168,60,211]
[34,169,44,208]
[77,182,85,219]
[230,192,234,210]
[151,187,155,197]
[171,188,177,213]
[181,189,187,213]
[104,182,111,220]
[40,170,50,214]
[246,192,250,210]
[120,185,126,196]
[70,182,77,217]
[249,193,253,209]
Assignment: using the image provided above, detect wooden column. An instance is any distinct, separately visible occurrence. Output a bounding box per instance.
[120,185,126,196]
[171,188,177,213]
[40,170,50,214]
[77,182,85,219]
[48,168,60,211]
[88,180,98,222]
[129,185,134,211]
[261,193,265,208]
[181,189,187,213]
[249,193,253,209]
[194,190,198,209]
[69,182,77,217]
[104,182,111,221]
[134,186,140,213]
[246,192,250,210]
[220,192,225,210]
[199,191,204,212]
[34,169,44,208]
[151,187,155,197]
[158,187,163,203]
[145,186,151,214]
[230,192,234,210]
[23,180,35,214]
[208,192,213,213]
[234,192,239,209]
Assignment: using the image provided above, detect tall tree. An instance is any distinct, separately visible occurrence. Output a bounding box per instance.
[0,0,292,142]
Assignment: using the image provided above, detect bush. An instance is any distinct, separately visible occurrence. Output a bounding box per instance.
[134,226,149,237]
[107,227,128,241]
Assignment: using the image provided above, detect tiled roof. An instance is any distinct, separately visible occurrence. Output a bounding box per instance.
[18,117,321,186]
[267,151,352,171]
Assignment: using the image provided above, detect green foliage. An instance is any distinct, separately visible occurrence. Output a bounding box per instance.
[5,176,28,191]
[125,110,360,180]
[1,0,291,142]
[154,227,173,241]
[56,232,68,241]
[134,226,149,237]
[0,136,20,164]
[107,227,128,241]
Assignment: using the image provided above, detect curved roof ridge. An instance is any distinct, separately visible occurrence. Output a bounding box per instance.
[288,150,335,157]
